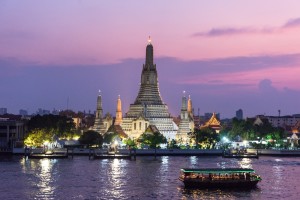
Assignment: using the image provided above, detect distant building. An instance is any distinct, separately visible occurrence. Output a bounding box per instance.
[36,108,50,116]
[0,108,7,115]
[52,109,60,115]
[236,109,243,120]
[266,116,300,128]
[19,109,28,116]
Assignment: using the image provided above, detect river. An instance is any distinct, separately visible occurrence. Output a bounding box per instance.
[0,155,299,199]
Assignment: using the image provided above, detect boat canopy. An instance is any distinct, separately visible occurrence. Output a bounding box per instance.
[181,168,255,174]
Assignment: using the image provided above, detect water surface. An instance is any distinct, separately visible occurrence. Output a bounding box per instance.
[0,155,299,199]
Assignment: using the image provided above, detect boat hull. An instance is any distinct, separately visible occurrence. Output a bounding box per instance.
[181,179,259,189]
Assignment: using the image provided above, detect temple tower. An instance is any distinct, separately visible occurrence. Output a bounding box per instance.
[115,95,123,125]
[121,37,177,139]
[92,90,106,134]
[134,37,163,105]
[187,95,193,118]
[176,91,192,144]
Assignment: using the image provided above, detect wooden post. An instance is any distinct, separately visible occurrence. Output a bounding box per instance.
[89,148,91,160]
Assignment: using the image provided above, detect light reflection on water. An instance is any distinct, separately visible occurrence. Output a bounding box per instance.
[238,158,253,169]
[1,156,300,199]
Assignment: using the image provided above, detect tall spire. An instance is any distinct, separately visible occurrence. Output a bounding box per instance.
[93,90,105,134]
[115,95,123,125]
[181,91,187,111]
[134,37,163,105]
[187,95,193,115]
[96,90,102,115]
[145,36,154,66]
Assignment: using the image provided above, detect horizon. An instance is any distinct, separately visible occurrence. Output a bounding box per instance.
[1,1,300,118]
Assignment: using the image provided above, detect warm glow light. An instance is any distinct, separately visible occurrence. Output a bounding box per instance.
[73,136,80,140]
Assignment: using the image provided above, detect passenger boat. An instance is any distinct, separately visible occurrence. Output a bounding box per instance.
[179,168,261,188]
[223,148,259,159]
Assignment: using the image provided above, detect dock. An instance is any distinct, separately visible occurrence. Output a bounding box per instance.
[93,153,131,159]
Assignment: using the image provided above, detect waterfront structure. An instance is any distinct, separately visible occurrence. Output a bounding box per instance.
[121,38,177,140]
[176,92,195,144]
[92,91,106,134]
[0,118,26,148]
[114,95,122,125]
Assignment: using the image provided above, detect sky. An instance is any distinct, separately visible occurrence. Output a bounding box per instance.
[1,0,300,118]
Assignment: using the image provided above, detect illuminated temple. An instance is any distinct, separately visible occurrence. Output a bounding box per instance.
[120,38,177,140]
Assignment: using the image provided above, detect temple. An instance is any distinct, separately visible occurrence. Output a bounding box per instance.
[176,92,195,144]
[92,91,106,134]
[200,112,221,133]
[121,37,177,140]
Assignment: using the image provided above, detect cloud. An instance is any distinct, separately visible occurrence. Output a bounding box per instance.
[283,17,300,28]
[192,27,275,37]
[192,17,300,37]
[192,28,256,37]
[258,79,277,93]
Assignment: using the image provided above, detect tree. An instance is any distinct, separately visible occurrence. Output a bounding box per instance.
[193,128,219,149]
[79,130,103,148]
[24,129,54,147]
[139,131,167,159]
[124,138,137,149]
[103,132,119,144]
[28,114,75,139]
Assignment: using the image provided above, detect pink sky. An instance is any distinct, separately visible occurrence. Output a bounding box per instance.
[1,0,300,117]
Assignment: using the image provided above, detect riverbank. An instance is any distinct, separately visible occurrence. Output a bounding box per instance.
[7,148,300,157]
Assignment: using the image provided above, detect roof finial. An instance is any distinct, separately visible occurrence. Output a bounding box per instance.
[183,90,186,97]
[148,36,151,44]
[98,90,101,95]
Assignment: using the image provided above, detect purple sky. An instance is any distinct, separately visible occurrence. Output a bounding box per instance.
[1,0,300,118]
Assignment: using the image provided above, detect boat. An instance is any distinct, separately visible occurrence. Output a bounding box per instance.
[223,148,259,159]
[179,168,262,188]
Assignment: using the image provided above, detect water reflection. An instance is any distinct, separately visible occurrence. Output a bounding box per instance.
[238,158,253,169]
[36,159,57,199]
[103,159,128,199]
[272,158,284,193]
[189,156,197,166]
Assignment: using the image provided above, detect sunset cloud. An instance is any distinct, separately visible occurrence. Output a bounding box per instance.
[283,17,300,28]
[193,17,300,37]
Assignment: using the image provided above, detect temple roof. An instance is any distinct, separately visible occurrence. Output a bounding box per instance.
[105,125,128,138]
[145,125,160,134]
[201,113,221,130]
